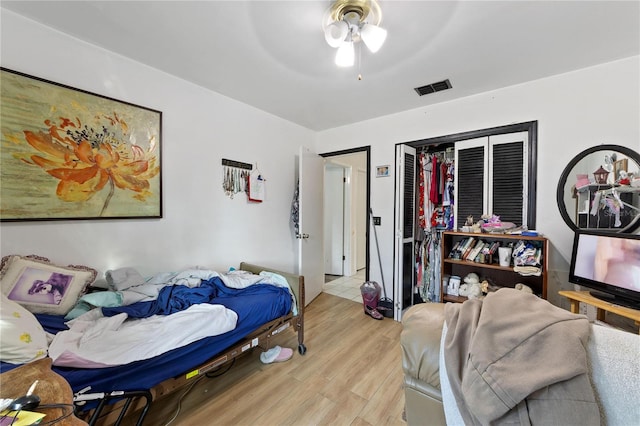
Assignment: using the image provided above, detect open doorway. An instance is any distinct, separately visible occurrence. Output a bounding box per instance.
[321,148,370,302]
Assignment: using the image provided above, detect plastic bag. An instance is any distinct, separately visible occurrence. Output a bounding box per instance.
[360,281,381,309]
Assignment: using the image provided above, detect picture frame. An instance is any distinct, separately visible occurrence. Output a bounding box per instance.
[614,158,628,181]
[376,165,390,178]
[447,275,461,297]
[0,68,162,221]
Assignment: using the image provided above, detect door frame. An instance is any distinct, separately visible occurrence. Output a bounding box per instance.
[320,146,371,281]
[324,162,348,276]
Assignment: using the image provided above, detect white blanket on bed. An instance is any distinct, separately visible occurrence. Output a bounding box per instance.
[48,304,237,368]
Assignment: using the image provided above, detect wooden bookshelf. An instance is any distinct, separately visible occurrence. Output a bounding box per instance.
[441,231,548,302]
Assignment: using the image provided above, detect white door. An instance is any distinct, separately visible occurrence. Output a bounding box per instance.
[298,146,325,305]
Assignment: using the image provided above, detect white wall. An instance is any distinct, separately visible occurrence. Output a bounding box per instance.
[0,11,314,277]
[315,56,640,308]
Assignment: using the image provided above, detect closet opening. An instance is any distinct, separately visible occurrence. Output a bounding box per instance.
[393,121,538,318]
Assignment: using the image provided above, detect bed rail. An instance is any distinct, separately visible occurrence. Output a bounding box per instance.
[239,262,306,354]
[75,390,152,426]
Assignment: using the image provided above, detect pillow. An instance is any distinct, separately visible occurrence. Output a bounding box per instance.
[0,293,48,364]
[64,291,123,320]
[0,255,97,315]
[219,270,264,289]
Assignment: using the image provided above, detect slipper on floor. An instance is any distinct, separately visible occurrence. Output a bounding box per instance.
[260,346,293,364]
[273,347,293,363]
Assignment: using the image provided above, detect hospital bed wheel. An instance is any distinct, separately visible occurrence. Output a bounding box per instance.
[298,344,307,355]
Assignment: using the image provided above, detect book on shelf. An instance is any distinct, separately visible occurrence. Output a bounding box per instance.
[449,240,462,257]
[474,242,493,263]
[464,239,484,261]
[488,241,500,256]
[461,237,477,259]
[449,236,474,259]
[466,240,485,261]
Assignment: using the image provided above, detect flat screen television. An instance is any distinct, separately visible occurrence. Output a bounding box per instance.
[569,230,640,309]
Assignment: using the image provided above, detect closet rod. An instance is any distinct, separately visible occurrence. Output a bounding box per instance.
[418,144,453,155]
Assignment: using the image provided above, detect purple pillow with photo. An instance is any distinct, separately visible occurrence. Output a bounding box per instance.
[1,255,97,315]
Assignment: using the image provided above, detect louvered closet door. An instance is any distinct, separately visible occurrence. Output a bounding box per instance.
[393,144,416,320]
[455,132,529,229]
[455,137,489,230]
[489,132,528,226]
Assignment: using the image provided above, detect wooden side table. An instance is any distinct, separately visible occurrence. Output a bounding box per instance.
[0,358,87,425]
[559,290,640,334]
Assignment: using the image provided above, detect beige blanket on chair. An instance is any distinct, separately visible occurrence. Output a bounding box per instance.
[444,288,600,426]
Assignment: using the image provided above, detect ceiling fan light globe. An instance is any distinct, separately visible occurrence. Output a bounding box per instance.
[324,21,349,48]
[360,23,387,53]
[335,41,355,67]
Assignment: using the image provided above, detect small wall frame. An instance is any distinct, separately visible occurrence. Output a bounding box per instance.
[376,165,390,178]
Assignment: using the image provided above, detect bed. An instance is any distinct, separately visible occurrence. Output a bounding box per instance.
[0,259,305,426]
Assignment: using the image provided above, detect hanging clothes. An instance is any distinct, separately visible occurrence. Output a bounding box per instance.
[415,149,454,303]
[222,164,249,198]
[290,179,300,234]
[423,153,434,231]
[429,154,439,204]
[440,160,447,201]
[418,153,427,230]
[417,230,441,303]
[417,235,429,301]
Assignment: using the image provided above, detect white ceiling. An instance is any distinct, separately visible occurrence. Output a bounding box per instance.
[2,1,639,131]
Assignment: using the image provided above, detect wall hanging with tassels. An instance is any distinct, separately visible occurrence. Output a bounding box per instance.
[222,159,252,199]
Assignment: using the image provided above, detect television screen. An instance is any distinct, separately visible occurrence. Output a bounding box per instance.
[569,230,640,309]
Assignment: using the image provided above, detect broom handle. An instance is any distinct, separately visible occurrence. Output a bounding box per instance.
[369,208,388,298]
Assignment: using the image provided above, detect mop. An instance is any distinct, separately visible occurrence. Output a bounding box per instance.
[369,208,394,318]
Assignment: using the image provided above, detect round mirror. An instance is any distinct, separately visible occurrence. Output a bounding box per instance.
[557,145,640,233]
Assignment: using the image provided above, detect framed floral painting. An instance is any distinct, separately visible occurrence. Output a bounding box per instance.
[0,68,162,221]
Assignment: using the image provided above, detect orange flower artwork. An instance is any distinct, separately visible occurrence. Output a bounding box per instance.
[1,69,161,220]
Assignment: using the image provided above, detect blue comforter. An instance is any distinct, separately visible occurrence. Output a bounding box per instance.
[101,276,290,320]
[101,277,220,318]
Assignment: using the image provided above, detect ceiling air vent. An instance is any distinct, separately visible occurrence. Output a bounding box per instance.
[414,79,452,96]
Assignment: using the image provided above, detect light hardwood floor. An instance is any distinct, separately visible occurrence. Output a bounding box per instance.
[121,292,406,426]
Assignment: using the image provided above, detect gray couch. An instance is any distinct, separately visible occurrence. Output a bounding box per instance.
[401,302,640,425]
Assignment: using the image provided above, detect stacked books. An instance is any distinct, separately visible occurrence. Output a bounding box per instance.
[448,237,501,264]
